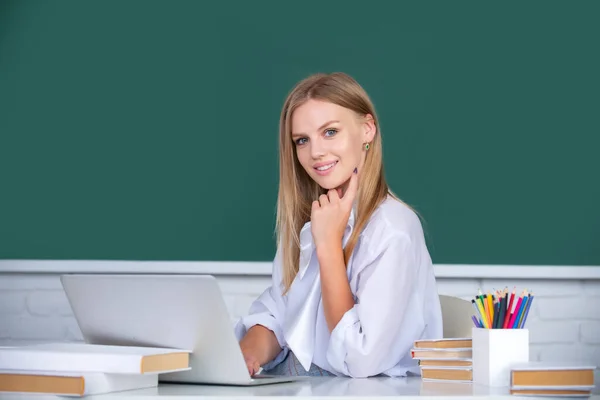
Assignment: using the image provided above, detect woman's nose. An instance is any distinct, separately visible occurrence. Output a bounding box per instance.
[310,138,326,159]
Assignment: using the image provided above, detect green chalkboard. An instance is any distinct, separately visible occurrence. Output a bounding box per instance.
[1,1,598,265]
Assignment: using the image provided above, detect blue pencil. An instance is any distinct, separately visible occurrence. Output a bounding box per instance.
[471,314,482,328]
[512,294,528,328]
[515,295,528,328]
[519,293,534,328]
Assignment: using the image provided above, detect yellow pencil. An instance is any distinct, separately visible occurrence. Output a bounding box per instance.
[488,291,495,326]
[482,294,490,328]
[475,296,488,328]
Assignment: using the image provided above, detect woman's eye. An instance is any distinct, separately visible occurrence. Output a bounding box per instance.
[295,138,308,145]
[325,128,337,137]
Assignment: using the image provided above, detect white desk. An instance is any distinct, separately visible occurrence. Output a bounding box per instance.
[2,377,599,400]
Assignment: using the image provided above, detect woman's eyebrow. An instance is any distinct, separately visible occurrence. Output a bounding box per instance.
[292,120,340,137]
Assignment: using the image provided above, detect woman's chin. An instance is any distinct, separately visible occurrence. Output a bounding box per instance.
[314,175,347,191]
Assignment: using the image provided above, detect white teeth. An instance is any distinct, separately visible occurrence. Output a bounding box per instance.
[316,162,336,171]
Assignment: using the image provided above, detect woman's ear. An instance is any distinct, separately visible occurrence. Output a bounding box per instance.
[363,113,377,143]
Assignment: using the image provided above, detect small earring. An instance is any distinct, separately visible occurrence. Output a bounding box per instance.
[364,142,370,151]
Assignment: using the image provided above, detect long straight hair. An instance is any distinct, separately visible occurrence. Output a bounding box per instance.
[276,72,393,293]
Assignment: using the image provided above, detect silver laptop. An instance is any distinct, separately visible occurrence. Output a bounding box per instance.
[60,274,306,386]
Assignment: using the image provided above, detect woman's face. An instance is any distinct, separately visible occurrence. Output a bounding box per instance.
[291,99,375,193]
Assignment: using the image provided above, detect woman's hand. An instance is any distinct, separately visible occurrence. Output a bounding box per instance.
[238,325,281,376]
[311,168,358,251]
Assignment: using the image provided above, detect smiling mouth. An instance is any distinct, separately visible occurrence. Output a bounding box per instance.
[315,161,337,171]
[313,161,338,176]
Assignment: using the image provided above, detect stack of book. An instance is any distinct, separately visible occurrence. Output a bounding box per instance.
[411,338,473,383]
[0,342,191,396]
[510,362,596,397]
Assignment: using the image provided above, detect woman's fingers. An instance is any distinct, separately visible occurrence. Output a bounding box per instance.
[247,360,260,375]
[319,193,329,207]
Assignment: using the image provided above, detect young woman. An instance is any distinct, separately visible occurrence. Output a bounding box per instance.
[233,72,443,378]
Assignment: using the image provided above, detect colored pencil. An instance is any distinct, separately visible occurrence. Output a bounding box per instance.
[471,300,484,328]
[475,297,488,328]
[514,290,529,328]
[503,287,516,329]
[507,291,525,329]
[519,292,534,328]
[496,289,506,329]
[487,292,494,327]
[479,289,489,328]
[492,294,500,329]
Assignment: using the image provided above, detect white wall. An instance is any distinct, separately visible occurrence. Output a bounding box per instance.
[1,261,599,372]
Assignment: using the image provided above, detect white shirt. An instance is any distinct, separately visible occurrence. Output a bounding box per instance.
[234,195,443,378]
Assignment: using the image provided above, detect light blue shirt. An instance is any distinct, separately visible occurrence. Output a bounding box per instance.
[234,195,443,378]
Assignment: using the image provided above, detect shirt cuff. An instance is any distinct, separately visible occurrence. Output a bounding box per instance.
[261,346,290,371]
[325,306,360,376]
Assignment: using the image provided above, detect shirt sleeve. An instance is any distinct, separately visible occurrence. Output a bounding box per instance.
[233,246,289,370]
[325,232,426,378]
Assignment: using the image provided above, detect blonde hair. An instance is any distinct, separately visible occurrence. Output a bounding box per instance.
[276,72,395,293]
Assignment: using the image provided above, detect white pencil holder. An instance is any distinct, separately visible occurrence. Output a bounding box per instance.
[472,327,529,387]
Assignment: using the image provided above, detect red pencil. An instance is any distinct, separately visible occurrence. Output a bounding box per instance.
[503,286,516,329]
[507,290,525,329]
